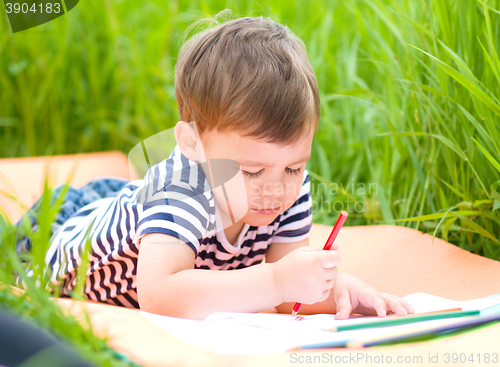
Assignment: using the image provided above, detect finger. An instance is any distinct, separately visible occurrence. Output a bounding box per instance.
[323,278,335,290]
[393,304,409,316]
[329,241,340,251]
[334,291,352,320]
[317,251,340,268]
[322,267,337,281]
[302,244,324,252]
[384,295,408,316]
[379,293,414,315]
[399,298,416,313]
[372,295,387,318]
[396,297,415,314]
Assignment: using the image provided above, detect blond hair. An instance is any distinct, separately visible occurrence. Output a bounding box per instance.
[175,11,320,144]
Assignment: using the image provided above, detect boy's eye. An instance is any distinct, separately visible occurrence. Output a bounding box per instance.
[242,169,264,178]
[286,167,302,175]
[241,167,302,178]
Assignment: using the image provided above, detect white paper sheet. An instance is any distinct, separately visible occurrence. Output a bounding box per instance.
[403,292,500,313]
[140,311,348,354]
[139,292,500,355]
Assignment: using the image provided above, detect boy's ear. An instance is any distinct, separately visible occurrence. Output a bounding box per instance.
[174,121,204,162]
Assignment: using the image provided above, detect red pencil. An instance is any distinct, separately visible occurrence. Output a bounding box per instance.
[291,210,348,317]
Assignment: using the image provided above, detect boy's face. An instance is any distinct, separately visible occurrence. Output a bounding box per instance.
[200,128,313,227]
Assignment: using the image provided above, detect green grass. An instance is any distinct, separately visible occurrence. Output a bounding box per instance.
[1,1,500,363]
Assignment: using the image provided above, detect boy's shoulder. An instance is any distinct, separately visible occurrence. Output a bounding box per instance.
[142,145,209,194]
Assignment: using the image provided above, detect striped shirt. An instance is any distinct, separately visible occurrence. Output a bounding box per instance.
[44,146,312,308]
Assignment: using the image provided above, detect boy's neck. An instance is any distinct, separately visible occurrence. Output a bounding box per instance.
[223,220,246,245]
[216,203,246,245]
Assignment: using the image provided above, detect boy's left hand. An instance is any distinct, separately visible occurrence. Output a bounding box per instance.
[330,272,415,319]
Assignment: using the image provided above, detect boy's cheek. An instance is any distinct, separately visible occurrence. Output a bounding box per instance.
[215,169,249,223]
[245,180,262,196]
[284,177,302,199]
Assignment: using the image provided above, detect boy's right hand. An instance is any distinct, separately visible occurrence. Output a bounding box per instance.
[272,244,340,304]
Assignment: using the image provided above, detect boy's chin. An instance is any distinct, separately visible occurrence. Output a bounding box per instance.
[243,211,282,226]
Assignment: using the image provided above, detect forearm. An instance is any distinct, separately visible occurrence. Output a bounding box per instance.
[139,262,283,319]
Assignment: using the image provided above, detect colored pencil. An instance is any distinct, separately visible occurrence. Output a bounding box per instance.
[480,301,500,315]
[325,308,478,332]
[347,312,500,348]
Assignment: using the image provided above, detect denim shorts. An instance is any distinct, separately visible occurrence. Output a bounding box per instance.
[11,178,130,253]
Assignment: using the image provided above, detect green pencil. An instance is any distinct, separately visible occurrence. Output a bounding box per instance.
[326,309,480,332]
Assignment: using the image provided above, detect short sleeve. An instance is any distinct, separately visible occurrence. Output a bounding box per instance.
[133,180,211,255]
[271,170,312,243]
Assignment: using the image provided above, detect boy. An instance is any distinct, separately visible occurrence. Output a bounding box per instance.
[42,14,414,320]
